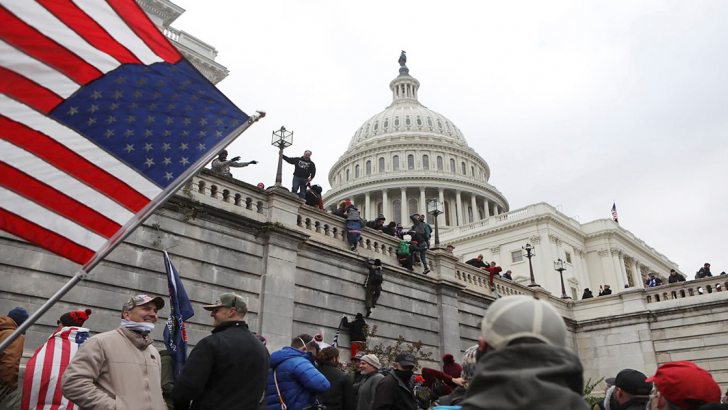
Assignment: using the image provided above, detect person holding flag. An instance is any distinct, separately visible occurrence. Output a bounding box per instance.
[173,293,270,410]
[21,309,92,410]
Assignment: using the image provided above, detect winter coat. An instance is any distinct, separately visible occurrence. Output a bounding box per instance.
[409,214,429,242]
[266,347,330,410]
[371,371,417,410]
[305,190,324,210]
[582,290,594,299]
[466,259,488,268]
[333,208,347,219]
[356,371,384,410]
[173,320,270,410]
[696,267,713,279]
[0,316,24,387]
[668,273,686,283]
[62,326,166,410]
[341,316,367,342]
[316,363,355,410]
[461,343,589,410]
[599,288,612,296]
[283,155,316,179]
[645,277,663,287]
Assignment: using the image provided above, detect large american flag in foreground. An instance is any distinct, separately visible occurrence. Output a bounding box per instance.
[21,327,90,410]
[0,0,251,268]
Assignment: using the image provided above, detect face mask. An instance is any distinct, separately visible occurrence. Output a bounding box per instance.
[394,369,414,381]
[121,319,155,334]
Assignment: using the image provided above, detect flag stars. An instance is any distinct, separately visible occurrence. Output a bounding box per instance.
[109,103,119,111]
[198,130,206,137]
[149,103,158,110]
[163,157,172,166]
[231,120,239,126]
[137,78,147,86]
[165,117,173,125]
[197,143,206,151]
[190,96,199,102]
[215,130,222,138]
[144,129,153,137]
[164,172,174,181]
[181,130,189,137]
[124,144,134,153]
[106,116,116,124]
[124,129,134,137]
[161,143,171,152]
[153,92,162,99]
[89,104,99,113]
[182,118,191,126]
[86,117,96,126]
[144,158,155,167]
[157,80,166,87]
[134,90,143,98]
[146,116,155,124]
[91,90,102,100]
[126,115,136,123]
[199,118,207,126]
[172,94,179,100]
[115,76,126,84]
[202,107,210,113]
[184,105,192,112]
[166,104,175,111]
[215,118,223,126]
[104,129,114,138]
[129,102,139,109]
[113,91,123,100]
[143,143,153,152]
[67,107,79,115]
[163,130,171,137]
[179,143,189,151]
[180,157,190,166]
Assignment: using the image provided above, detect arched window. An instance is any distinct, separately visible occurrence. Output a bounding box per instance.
[416,117,422,126]
[446,122,452,132]
[423,155,429,170]
[338,173,342,184]
[395,117,400,127]
[374,122,379,131]
[407,154,414,170]
[468,206,474,223]
[393,155,399,171]
[365,124,370,135]
[427,118,433,127]
[408,198,417,215]
[471,166,474,176]
[437,119,443,129]
[384,119,389,129]
[393,200,401,223]
[377,202,383,216]
[405,117,411,126]
[461,162,466,175]
[450,159,456,173]
[379,157,385,173]
[355,164,360,178]
[437,156,443,170]
[366,160,371,175]
[346,169,350,181]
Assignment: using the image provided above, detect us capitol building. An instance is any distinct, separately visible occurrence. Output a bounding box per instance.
[323,54,678,299]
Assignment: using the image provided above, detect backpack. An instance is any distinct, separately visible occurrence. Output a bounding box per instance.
[369,267,383,286]
[398,241,411,257]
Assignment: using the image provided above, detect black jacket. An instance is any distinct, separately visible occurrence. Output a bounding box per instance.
[461,343,589,410]
[172,321,270,410]
[619,397,650,410]
[599,288,612,296]
[283,155,316,179]
[466,258,488,268]
[668,273,686,283]
[342,316,367,342]
[696,267,712,279]
[582,290,594,299]
[317,363,355,410]
[372,372,417,410]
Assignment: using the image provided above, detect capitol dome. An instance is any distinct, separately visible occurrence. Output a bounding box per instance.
[324,55,509,229]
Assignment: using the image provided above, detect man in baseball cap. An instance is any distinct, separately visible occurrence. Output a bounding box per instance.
[611,369,652,410]
[646,361,721,410]
[174,293,269,410]
[462,295,588,410]
[371,353,418,410]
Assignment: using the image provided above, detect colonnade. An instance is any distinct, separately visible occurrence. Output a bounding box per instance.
[332,187,505,227]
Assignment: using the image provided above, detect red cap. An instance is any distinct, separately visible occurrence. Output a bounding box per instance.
[645,361,721,409]
[414,376,425,383]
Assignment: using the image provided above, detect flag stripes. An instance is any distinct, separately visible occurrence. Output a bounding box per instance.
[0,40,80,98]
[0,66,62,112]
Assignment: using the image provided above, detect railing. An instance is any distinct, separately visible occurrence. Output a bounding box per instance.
[644,276,728,303]
[179,170,268,219]
[453,263,533,298]
[163,27,180,42]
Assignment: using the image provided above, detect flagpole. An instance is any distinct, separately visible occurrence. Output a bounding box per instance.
[0,111,266,353]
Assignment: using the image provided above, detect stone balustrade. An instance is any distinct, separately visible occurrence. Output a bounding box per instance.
[645,276,728,303]
[181,171,268,221]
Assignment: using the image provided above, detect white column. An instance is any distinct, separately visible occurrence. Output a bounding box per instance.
[470,195,478,222]
[420,188,427,215]
[633,259,643,288]
[484,198,490,218]
[611,250,626,291]
[494,204,500,216]
[364,192,371,220]
[438,188,445,227]
[400,187,408,225]
[382,189,389,221]
[455,190,463,226]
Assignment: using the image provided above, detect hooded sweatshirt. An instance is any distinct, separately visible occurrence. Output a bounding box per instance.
[461,343,589,410]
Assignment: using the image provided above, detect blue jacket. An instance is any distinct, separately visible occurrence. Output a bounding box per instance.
[266,347,330,410]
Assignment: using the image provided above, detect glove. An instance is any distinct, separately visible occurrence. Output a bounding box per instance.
[250,160,258,164]
[231,156,241,162]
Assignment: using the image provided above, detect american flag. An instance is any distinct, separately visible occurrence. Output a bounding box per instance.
[0,0,253,268]
[611,202,619,223]
[21,327,90,410]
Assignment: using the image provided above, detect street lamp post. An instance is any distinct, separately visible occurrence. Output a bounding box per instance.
[272,126,293,187]
[427,199,443,249]
[523,243,539,287]
[554,258,570,299]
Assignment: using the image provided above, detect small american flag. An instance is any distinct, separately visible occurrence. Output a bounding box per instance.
[611,202,619,223]
[21,327,90,410]
[0,0,253,268]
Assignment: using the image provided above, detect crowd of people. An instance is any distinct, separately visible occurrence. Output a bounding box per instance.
[1,294,727,410]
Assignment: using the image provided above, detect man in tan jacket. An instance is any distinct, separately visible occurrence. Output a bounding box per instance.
[62,294,166,410]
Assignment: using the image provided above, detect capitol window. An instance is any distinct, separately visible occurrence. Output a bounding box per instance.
[408,198,417,215]
[379,157,385,172]
[471,166,475,176]
[393,155,399,171]
[437,119,443,129]
[407,154,414,170]
[346,169,350,181]
[446,122,451,131]
[365,124,370,135]
[394,117,400,126]
[437,156,443,170]
[461,162,466,175]
[512,250,523,263]
[384,119,389,128]
[427,118,433,127]
[423,155,429,170]
[416,117,422,126]
[374,122,379,131]
[565,252,572,264]
[355,164,360,178]
[450,159,456,173]
[405,117,411,126]
[393,200,401,223]
[366,160,371,175]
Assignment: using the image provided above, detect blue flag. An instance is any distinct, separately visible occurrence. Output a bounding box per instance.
[163,250,194,378]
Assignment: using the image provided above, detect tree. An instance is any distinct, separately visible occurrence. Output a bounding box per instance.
[583,377,605,408]
[363,324,433,370]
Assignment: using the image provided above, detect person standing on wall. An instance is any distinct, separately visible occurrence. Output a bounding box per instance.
[283,150,316,199]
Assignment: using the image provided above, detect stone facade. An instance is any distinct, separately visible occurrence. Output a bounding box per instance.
[2,170,727,392]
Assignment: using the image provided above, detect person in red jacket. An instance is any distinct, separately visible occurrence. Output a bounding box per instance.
[484,261,502,287]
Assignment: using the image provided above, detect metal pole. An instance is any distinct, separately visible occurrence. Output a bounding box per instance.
[0,271,85,352]
[275,143,284,187]
[559,269,569,299]
[433,211,441,249]
[526,248,539,287]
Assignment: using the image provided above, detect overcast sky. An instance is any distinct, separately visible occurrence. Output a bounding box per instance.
[172,1,727,276]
